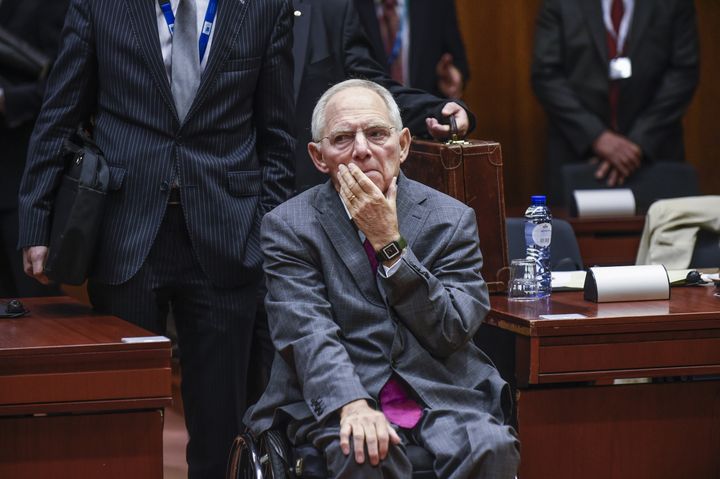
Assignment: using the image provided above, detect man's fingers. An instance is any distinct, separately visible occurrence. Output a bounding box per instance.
[386,177,398,206]
[339,421,352,456]
[376,424,390,461]
[425,117,450,139]
[389,425,402,445]
[352,426,366,464]
[364,424,380,466]
[22,250,33,277]
[23,246,50,284]
[347,163,380,196]
[594,161,610,180]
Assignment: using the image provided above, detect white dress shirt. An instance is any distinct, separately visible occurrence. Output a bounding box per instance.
[601,0,635,55]
[155,0,216,80]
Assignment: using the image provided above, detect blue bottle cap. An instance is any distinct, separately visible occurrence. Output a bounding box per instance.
[530,195,546,205]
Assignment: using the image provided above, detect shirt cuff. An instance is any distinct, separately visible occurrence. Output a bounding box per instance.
[381,250,406,277]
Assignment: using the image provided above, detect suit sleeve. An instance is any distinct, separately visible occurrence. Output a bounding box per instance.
[341,0,476,137]
[261,210,373,423]
[531,0,607,157]
[379,206,490,358]
[17,0,97,248]
[253,0,296,217]
[626,0,699,160]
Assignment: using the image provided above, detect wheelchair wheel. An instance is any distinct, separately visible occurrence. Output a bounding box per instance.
[226,432,264,479]
[261,429,293,478]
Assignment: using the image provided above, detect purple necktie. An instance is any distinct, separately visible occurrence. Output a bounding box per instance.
[363,238,379,274]
[362,238,423,428]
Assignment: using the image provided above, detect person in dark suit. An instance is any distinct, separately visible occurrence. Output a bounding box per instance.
[354,0,470,99]
[18,0,295,476]
[291,0,475,193]
[246,79,519,478]
[531,0,699,203]
[0,0,68,298]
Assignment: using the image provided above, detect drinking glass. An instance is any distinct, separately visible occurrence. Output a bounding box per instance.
[507,258,540,301]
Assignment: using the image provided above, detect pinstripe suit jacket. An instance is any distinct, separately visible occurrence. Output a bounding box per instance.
[17,0,296,287]
[246,174,510,435]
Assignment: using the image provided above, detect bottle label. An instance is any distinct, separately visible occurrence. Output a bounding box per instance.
[530,223,552,247]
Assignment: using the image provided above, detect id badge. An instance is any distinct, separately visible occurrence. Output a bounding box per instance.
[609,57,632,80]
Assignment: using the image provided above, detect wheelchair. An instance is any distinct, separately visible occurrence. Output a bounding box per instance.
[227,429,438,478]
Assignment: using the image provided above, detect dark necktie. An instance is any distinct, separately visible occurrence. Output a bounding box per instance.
[379,0,404,84]
[607,0,625,130]
[171,0,201,121]
[363,238,379,274]
[361,237,423,428]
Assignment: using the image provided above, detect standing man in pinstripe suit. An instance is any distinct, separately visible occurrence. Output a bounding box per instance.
[17,0,295,476]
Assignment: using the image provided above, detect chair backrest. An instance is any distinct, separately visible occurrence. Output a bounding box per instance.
[506,217,584,271]
[689,229,720,268]
[562,163,700,214]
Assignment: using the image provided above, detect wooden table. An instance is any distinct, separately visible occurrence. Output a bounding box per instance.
[479,287,720,479]
[0,296,172,479]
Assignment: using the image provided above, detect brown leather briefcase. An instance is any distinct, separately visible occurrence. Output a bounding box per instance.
[403,139,509,293]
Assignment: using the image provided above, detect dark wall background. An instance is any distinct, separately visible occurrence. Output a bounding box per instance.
[455,0,719,209]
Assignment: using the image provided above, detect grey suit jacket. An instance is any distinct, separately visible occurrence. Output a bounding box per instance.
[246,174,510,434]
[531,0,699,201]
[18,0,295,287]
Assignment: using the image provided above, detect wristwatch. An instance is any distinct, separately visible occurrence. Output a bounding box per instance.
[375,236,407,263]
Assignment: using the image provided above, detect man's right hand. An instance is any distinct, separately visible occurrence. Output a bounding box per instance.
[339,399,401,466]
[592,130,642,185]
[23,246,50,285]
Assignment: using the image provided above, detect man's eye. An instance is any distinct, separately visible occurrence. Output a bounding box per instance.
[332,134,352,145]
[367,128,389,141]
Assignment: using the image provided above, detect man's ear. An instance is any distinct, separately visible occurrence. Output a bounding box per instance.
[308,142,329,173]
[398,127,412,164]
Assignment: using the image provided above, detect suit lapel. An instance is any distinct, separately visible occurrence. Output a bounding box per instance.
[579,0,608,63]
[124,0,176,117]
[186,0,251,122]
[395,173,429,252]
[624,2,651,58]
[292,1,311,104]
[314,182,384,305]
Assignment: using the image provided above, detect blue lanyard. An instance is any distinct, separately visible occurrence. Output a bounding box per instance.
[159,0,218,63]
[386,2,406,67]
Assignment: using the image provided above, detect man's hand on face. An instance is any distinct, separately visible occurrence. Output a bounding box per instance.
[592,130,642,185]
[338,163,400,251]
[425,102,469,140]
[23,246,50,285]
[339,399,402,466]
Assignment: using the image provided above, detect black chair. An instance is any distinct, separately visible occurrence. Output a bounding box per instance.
[689,229,720,268]
[506,217,583,271]
[228,430,437,479]
[561,162,700,214]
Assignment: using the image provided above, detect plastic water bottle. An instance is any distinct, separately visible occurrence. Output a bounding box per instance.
[524,195,552,298]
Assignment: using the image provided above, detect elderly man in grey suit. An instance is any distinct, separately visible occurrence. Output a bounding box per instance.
[246,79,519,478]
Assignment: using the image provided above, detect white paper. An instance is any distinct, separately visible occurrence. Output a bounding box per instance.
[589,265,670,302]
[574,189,636,218]
[121,336,170,343]
[551,271,586,290]
[538,313,588,320]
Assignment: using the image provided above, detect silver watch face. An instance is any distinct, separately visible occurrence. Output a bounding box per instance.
[381,242,400,260]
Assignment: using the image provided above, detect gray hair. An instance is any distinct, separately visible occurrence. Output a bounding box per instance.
[310,79,403,141]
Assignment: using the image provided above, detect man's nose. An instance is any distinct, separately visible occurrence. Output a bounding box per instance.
[351,131,371,159]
